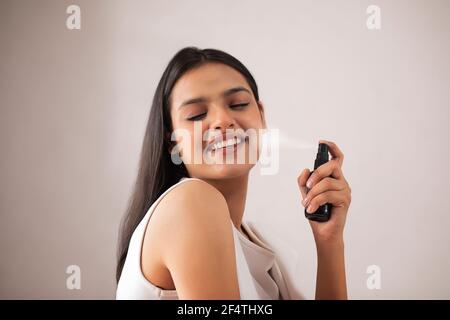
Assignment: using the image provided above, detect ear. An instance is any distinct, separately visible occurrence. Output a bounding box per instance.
[165,131,183,157]
[165,131,175,153]
[257,100,267,129]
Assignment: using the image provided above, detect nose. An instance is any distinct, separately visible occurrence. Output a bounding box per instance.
[210,107,237,131]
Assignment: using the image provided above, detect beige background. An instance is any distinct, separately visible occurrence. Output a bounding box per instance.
[1,0,449,299]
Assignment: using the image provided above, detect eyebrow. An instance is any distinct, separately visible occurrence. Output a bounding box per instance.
[178,86,251,109]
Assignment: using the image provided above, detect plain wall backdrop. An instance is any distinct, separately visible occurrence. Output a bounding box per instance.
[1,0,449,299]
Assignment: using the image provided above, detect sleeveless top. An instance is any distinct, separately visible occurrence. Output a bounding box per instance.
[116,177,291,300]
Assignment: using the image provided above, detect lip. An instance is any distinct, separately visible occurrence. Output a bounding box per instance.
[206,132,248,155]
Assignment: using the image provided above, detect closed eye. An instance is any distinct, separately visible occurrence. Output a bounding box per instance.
[187,113,206,121]
[186,103,249,121]
[230,103,249,110]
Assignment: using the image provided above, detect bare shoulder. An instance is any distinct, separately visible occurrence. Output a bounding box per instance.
[142,179,239,299]
[162,179,229,218]
[146,179,230,232]
[153,178,234,248]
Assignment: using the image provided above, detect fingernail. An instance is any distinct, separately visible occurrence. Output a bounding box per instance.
[306,179,312,188]
[307,204,314,213]
[302,197,309,206]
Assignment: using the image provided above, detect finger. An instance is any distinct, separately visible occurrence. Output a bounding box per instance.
[306,190,350,214]
[306,160,342,189]
[318,140,344,167]
[297,168,311,200]
[297,168,310,187]
[302,177,346,208]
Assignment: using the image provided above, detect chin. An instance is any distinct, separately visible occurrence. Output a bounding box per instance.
[204,163,255,180]
[190,164,255,180]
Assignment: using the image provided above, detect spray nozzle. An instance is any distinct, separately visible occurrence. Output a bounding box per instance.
[314,143,329,169]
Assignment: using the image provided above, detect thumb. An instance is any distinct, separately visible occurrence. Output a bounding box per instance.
[297,168,311,200]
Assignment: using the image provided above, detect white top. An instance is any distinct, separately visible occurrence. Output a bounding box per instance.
[116,177,291,300]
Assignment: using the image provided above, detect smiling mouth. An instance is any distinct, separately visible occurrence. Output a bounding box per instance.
[207,135,249,154]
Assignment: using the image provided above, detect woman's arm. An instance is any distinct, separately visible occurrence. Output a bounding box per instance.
[298,140,352,300]
[153,180,241,299]
[314,238,347,299]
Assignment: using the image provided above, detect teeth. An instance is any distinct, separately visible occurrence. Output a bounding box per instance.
[211,137,242,151]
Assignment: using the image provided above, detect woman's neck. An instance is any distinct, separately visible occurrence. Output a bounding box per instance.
[202,173,249,232]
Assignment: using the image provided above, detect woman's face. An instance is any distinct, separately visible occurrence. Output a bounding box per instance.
[169,62,266,180]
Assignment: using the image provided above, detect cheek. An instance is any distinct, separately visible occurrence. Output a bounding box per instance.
[173,124,206,159]
[242,109,264,131]
[244,110,265,157]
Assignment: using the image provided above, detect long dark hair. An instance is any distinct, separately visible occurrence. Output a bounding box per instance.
[116,46,260,283]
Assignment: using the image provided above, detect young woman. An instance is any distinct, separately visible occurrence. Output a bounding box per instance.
[116,47,352,300]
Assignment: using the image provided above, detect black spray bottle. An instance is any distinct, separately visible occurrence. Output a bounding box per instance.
[304,143,332,222]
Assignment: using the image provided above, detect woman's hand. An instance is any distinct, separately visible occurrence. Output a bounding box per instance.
[297,140,351,299]
[297,140,352,245]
